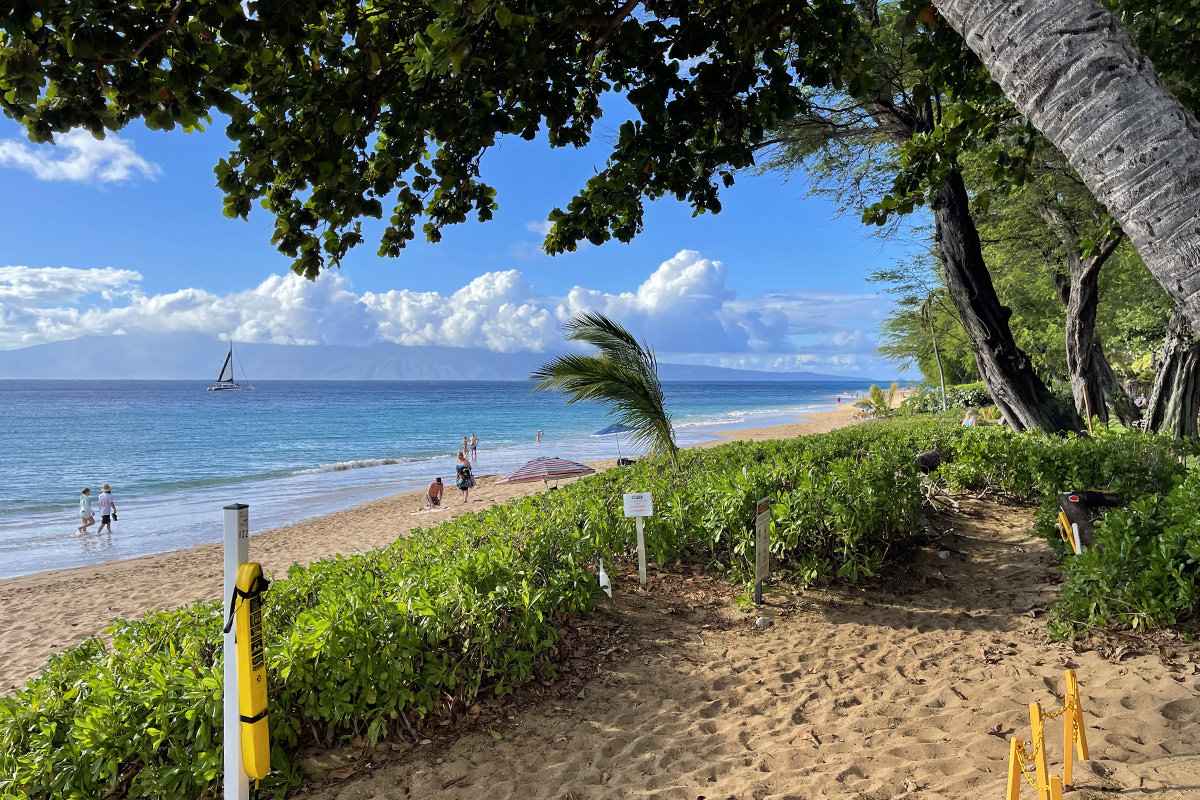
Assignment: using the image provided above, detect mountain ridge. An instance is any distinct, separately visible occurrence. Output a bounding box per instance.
[0,333,886,382]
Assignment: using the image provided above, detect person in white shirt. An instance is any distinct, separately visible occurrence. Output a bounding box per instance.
[97,484,117,534]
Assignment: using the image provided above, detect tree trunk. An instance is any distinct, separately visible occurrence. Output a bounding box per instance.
[1040,203,1133,426]
[1145,312,1200,437]
[932,172,1081,432]
[930,324,948,412]
[933,0,1200,336]
[1091,343,1139,426]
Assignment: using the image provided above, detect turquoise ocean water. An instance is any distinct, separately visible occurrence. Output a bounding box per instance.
[0,380,873,579]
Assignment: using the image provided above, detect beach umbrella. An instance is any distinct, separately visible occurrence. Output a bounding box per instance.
[592,423,635,457]
[495,456,596,489]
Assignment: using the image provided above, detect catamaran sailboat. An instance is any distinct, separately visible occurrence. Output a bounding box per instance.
[207,341,253,391]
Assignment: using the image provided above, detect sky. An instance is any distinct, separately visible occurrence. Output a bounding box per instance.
[0,109,924,378]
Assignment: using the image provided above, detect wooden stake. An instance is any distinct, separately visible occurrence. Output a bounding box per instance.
[1066,669,1089,761]
[1006,737,1024,800]
[1029,702,1051,800]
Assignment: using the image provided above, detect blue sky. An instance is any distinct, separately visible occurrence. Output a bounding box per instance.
[0,113,922,377]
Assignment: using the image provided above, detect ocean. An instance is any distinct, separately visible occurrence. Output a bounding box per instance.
[0,380,874,579]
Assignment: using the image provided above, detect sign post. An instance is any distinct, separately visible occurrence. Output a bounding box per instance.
[754,497,770,605]
[622,493,653,587]
[223,504,250,800]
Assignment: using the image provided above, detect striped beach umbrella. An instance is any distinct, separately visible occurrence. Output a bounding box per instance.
[495,456,596,489]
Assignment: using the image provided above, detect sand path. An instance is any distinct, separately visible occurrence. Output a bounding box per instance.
[305,501,1200,800]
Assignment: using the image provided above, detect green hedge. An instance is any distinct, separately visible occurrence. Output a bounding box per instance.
[1052,470,1200,635]
[900,382,993,414]
[3,418,1192,798]
[0,420,948,800]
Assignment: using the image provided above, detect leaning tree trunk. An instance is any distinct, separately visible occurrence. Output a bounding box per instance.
[934,0,1200,337]
[932,173,1081,432]
[1144,312,1200,437]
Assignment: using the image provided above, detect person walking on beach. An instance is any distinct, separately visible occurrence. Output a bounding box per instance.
[426,477,444,508]
[77,487,95,535]
[469,433,478,460]
[455,451,475,503]
[96,484,117,534]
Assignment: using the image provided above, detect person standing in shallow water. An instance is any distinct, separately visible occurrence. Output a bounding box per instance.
[77,488,94,535]
[469,433,478,460]
[96,484,117,534]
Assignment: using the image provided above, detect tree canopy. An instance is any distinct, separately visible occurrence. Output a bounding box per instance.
[1,0,864,276]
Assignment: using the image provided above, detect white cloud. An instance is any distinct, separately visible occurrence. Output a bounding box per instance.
[0,250,896,374]
[525,219,554,237]
[0,130,160,183]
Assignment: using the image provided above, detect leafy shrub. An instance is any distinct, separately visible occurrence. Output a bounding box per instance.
[0,420,952,800]
[901,382,994,414]
[4,415,1190,798]
[1052,472,1200,635]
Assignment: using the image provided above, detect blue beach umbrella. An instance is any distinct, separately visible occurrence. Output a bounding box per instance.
[592,423,634,457]
[495,456,596,489]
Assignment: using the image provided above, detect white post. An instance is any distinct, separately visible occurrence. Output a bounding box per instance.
[622,493,653,590]
[223,504,250,800]
[635,517,647,588]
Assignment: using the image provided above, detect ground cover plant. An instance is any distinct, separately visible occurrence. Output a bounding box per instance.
[0,418,1195,799]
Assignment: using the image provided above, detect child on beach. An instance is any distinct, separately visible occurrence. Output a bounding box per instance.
[96,484,117,534]
[77,488,94,535]
[455,451,475,503]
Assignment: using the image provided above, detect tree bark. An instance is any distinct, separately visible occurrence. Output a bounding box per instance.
[932,172,1081,432]
[933,0,1200,336]
[1091,342,1139,426]
[1038,203,1126,425]
[1145,311,1200,437]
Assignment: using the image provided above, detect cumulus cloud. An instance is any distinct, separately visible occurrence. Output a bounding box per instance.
[0,250,896,374]
[0,130,160,183]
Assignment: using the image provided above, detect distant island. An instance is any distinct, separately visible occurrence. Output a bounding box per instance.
[0,332,885,382]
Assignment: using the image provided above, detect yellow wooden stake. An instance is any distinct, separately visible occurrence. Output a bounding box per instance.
[1029,702,1051,800]
[1006,737,1024,800]
[1065,669,1089,761]
[1050,776,1064,800]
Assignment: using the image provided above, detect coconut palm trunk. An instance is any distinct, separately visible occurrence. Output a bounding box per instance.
[933,0,1200,335]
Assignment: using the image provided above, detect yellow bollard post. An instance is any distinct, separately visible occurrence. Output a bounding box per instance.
[1050,776,1064,800]
[1007,737,1024,800]
[1029,702,1051,800]
[1065,669,1089,762]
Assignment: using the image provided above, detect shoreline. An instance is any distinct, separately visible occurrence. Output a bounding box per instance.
[0,405,861,693]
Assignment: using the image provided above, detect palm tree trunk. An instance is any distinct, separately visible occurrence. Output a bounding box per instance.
[934,0,1200,334]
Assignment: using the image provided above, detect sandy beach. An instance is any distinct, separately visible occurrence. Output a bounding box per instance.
[4,402,1198,798]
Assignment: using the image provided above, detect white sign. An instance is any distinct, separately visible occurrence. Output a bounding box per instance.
[623,492,653,517]
[755,497,770,582]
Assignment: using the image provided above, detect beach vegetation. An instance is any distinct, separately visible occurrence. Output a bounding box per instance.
[901,382,993,415]
[2,418,1198,797]
[531,312,679,470]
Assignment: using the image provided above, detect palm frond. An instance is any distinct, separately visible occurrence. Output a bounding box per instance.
[532,312,678,469]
